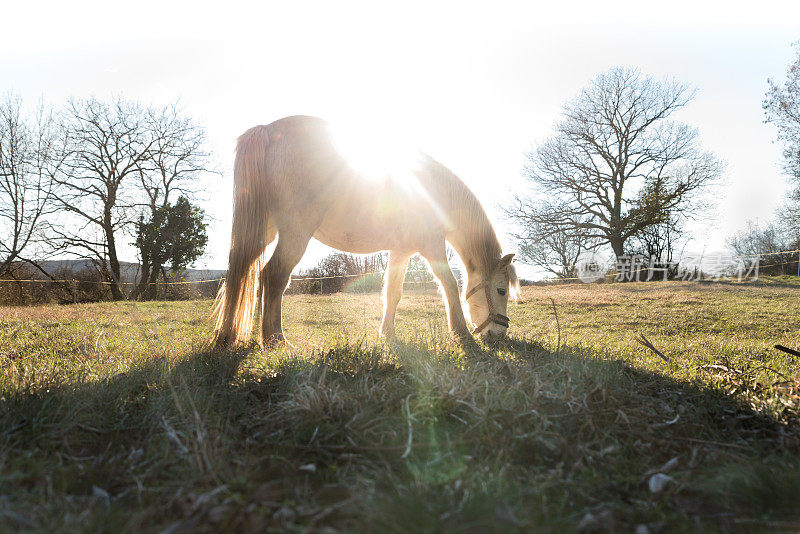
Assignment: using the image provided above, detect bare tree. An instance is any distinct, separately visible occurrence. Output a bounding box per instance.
[778,189,800,245]
[0,94,60,277]
[764,41,800,240]
[318,251,387,277]
[50,97,212,300]
[50,97,153,299]
[511,217,593,278]
[507,67,722,259]
[727,221,786,257]
[727,221,799,275]
[299,251,387,293]
[629,215,685,277]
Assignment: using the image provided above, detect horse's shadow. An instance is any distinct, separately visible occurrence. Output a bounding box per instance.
[1,337,799,531]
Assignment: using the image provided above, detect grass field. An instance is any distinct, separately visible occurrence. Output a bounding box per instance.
[1,279,799,532]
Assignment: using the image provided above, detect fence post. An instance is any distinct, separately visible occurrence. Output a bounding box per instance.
[72,279,77,304]
[797,251,799,277]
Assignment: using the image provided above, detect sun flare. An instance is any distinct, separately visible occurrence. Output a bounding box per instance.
[327,118,451,226]
[328,120,423,181]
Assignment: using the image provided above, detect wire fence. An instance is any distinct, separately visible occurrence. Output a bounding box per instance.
[0,270,442,306]
[2,249,799,305]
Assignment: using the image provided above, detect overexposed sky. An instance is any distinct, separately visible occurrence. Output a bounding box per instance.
[3,1,799,273]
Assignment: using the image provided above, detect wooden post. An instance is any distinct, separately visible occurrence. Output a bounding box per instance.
[72,279,77,304]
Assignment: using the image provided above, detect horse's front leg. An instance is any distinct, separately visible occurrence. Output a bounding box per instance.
[421,244,473,344]
[380,251,411,338]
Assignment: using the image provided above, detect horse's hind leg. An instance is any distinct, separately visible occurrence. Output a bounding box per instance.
[379,250,411,338]
[256,219,277,330]
[260,231,311,346]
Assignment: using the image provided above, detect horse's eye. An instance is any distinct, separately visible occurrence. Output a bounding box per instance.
[497,288,507,296]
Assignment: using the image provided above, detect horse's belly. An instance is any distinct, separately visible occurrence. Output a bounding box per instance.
[314,208,402,253]
[314,189,437,253]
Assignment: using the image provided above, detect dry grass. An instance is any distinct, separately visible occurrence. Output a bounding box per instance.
[0,280,799,532]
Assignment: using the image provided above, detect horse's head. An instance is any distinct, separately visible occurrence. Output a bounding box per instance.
[464,253,521,339]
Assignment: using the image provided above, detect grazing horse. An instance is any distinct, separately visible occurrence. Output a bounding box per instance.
[213,115,519,347]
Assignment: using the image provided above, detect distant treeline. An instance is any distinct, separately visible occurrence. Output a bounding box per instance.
[1,95,211,302]
[0,262,219,306]
[0,251,453,305]
[286,252,448,295]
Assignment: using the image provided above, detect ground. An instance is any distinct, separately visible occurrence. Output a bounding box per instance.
[1,279,799,532]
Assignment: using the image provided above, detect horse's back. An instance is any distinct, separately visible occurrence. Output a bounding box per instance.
[238,116,346,213]
[237,115,456,253]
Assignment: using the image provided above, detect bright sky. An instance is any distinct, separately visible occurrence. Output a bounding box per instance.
[3,1,799,276]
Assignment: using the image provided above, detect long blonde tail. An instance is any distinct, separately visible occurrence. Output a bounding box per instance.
[213,126,276,346]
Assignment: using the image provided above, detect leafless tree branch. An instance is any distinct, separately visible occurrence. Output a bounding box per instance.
[507,67,722,264]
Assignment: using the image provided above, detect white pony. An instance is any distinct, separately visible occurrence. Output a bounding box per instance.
[213,116,519,347]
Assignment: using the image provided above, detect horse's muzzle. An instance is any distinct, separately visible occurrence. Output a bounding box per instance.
[493,313,510,328]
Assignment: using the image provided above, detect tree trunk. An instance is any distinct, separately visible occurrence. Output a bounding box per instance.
[146,263,161,300]
[0,254,17,280]
[609,235,625,259]
[131,251,151,300]
[103,213,124,301]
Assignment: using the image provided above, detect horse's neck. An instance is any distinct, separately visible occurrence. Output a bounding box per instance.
[422,157,500,275]
[447,212,500,276]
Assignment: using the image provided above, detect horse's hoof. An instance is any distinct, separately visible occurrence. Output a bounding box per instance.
[212,334,234,350]
[379,329,396,340]
[262,333,286,348]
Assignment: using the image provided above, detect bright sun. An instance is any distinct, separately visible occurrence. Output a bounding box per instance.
[327,118,450,226]
[328,120,423,181]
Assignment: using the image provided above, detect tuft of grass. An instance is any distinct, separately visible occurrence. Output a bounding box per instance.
[700,456,800,518]
[0,280,798,531]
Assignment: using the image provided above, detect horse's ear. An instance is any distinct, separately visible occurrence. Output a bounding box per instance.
[499,253,515,269]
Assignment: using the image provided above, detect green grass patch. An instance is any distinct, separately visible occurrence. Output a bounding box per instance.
[0,280,798,531]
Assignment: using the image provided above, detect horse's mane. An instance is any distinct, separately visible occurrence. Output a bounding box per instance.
[420,156,502,275]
